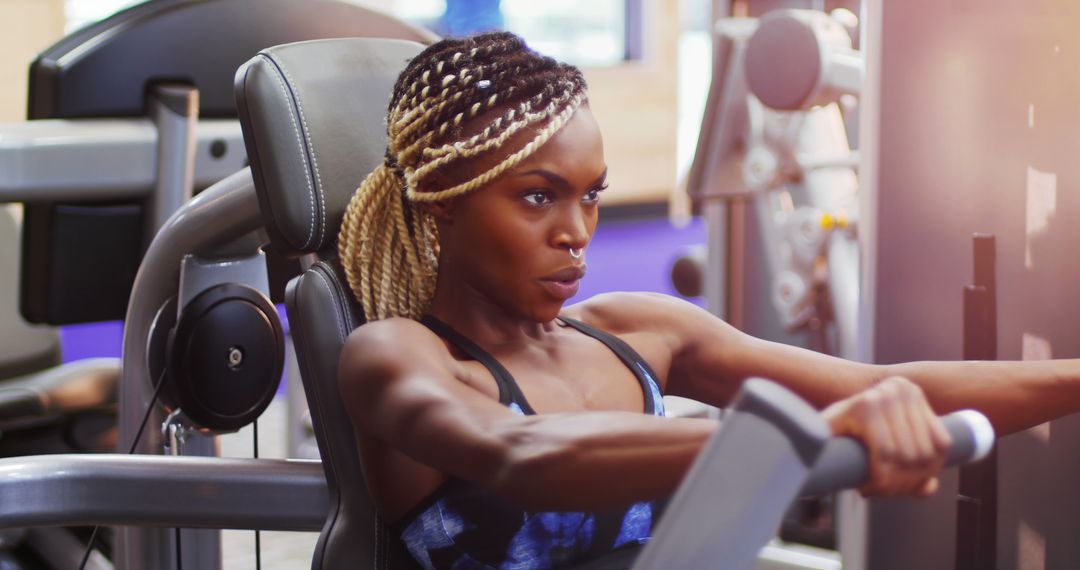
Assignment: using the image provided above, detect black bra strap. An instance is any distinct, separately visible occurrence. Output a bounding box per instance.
[557,317,660,414]
[419,315,538,415]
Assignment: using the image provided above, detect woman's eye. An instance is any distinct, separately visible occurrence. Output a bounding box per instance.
[523,191,553,206]
[583,184,608,204]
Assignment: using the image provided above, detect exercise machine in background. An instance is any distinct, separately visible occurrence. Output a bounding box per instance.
[683,0,1080,569]
[678,7,863,567]
[684,7,862,360]
[0,1,434,567]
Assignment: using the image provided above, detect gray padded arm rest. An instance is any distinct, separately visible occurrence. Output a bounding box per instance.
[236,38,426,256]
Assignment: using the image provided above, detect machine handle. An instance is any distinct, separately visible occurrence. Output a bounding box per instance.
[800,409,994,496]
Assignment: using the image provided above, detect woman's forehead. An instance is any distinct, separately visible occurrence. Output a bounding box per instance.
[514,106,605,174]
[435,104,605,188]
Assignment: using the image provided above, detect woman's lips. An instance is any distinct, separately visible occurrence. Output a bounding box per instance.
[539,278,580,300]
[539,265,585,300]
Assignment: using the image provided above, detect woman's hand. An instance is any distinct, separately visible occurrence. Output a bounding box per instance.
[822,376,952,497]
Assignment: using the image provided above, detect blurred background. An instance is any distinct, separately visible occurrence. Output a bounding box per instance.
[4,1,1080,569]
[3,0,713,208]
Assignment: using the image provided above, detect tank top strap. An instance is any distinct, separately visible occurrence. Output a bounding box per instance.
[557,316,664,416]
[419,315,538,415]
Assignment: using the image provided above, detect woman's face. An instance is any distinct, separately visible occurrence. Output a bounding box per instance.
[434,105,607,322]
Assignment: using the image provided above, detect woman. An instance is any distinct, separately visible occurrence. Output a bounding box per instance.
[337,32,1077,569]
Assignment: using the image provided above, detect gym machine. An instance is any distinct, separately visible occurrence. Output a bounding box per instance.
[684,7,862,359]
[230,36,994,570]
[686,0,1080,568]
[678,6,864,567]
[0,9,1005,570]
[0,1,435,567]
[851,0,1080,568]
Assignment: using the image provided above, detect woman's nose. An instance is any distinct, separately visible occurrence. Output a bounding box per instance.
[555,205,591,252]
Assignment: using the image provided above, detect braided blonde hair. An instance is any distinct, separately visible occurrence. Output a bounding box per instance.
[339,32,588,321]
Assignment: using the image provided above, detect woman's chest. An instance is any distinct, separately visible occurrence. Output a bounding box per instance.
[454,330,672,414]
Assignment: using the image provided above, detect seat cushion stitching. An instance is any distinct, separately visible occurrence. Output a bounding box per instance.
[325,264,359,331]
[261,54,316,249]
[312,269,348,342]
[275,57,328,248]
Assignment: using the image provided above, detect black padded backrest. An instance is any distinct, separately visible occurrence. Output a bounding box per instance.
[236,38,424,256]
[236,38,426,569]
[286,262,418,569]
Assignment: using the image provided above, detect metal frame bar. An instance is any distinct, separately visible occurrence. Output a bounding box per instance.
[624,0,645,60]
[0,454,327,531]
[0,119,245,202]
[116,168,267,569]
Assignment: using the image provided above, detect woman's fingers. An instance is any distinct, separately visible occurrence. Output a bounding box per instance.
[827,376,950,497]
[916,476,940,497]
[899,381,934,463]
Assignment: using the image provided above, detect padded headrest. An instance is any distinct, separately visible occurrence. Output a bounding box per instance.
[236,38,426,256]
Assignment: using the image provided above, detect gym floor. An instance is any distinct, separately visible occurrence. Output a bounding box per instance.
[61,214,708,568]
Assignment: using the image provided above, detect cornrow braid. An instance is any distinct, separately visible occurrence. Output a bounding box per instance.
[339,31,588,321]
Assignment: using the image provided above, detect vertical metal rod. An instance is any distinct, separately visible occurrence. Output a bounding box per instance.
[624,0,644,60]
[726,198,746,329]
[703,200,728,319]
[956,233,997,570]
[146,84,199,236]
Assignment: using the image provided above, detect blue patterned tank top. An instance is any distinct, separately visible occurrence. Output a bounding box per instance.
[398,315,666,569]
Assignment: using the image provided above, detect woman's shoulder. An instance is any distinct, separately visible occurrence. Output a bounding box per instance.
[340,317,452,378]
[564,291,710,335]
[345,316,435,345]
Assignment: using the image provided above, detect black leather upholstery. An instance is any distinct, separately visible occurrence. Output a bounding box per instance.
[287,261,418,569]
[236,38,427,569]
[237,38,425,257]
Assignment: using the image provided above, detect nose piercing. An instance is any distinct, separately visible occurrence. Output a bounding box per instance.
[569,248,583,259]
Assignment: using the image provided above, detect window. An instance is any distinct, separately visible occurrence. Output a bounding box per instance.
[65,0,141,33]
[65,0,640,67]
[393,0,639,67]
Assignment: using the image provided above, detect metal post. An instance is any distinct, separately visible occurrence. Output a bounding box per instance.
[146,84,199,235]
[725,198,747,329]
[703,201,727,319]
[956,233,997,570]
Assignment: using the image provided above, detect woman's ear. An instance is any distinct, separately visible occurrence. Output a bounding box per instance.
[419,164,463,223]
[424,200,456,222]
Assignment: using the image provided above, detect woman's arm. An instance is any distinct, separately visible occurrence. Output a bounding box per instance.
[591,292,1080,436]
[578,292,879,407]
[342,314,957,503]
[339,317,716,512]
[883,359,1080,435]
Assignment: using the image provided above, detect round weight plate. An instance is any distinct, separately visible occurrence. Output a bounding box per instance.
[745,12,822,111]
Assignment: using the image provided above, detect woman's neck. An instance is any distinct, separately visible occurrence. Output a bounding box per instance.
[426,273,558,351]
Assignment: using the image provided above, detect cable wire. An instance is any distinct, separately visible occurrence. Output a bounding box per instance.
[254,418,262,570]
[78,367,169,570]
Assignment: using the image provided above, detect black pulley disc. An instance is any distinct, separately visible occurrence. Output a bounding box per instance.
[167,283,283,432]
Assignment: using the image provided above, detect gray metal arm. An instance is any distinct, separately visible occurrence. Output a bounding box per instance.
[119,167,262,458]
[0,118,244,202]
[0,454,327,530]
[117,167,268,569]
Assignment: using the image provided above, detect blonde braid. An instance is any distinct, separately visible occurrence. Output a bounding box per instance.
[339,165,386,315]
[409,91,585,203]
[338,32,588,321]
[339,164,438,320]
